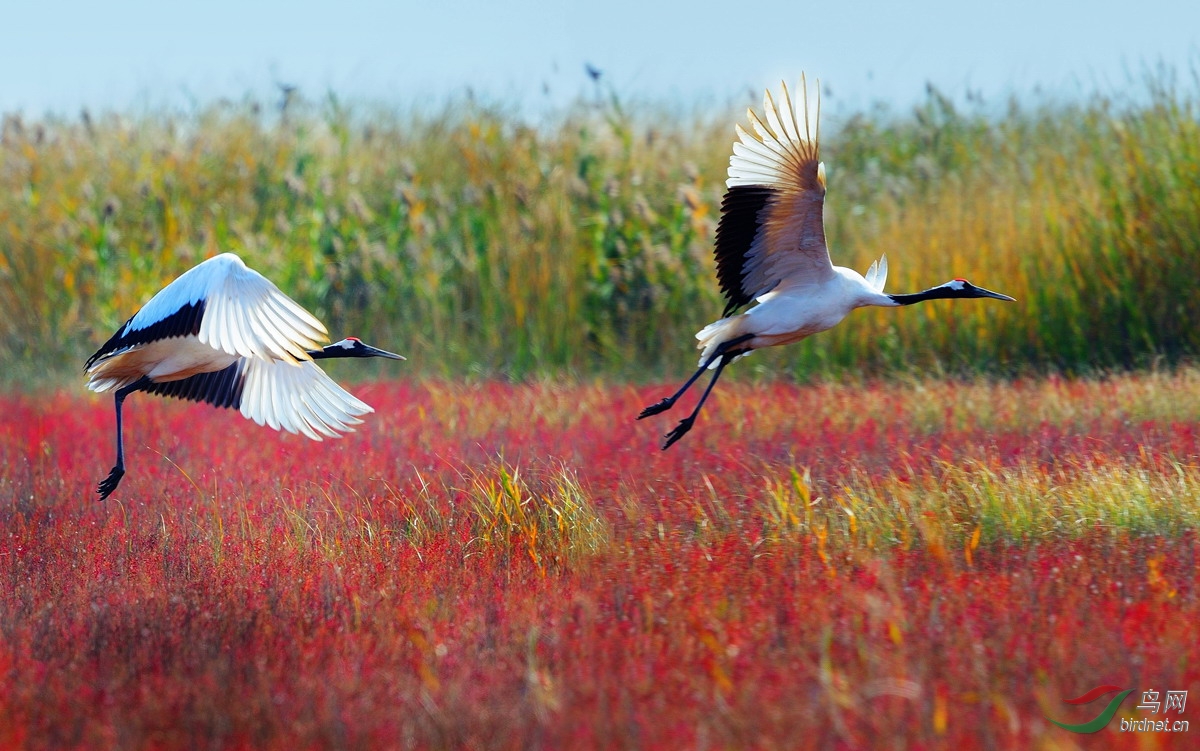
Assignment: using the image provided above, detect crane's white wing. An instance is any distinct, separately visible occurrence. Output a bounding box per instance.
[714,76,834,316]
[118,253,328,365]
[239,357,373,440]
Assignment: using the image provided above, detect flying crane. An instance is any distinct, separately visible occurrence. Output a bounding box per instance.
[638,76,1014,449]
[85,252,404,499]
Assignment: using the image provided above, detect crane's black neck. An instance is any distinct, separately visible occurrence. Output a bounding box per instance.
[888,279,1014,306]
[306,347,350,360]
[888,286,966,306]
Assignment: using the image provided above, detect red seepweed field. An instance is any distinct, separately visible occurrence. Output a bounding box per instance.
[2,373,1198,749]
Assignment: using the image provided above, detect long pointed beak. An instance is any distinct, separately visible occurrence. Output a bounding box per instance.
[363,344,406,360]
[976,287,1016,302]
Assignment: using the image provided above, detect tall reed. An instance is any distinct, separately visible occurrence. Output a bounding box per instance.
[1,71,1197,387]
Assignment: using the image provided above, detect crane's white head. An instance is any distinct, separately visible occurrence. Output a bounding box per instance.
[941,278,1015,300]
[888,278,1015,305]
[311,337,406,360]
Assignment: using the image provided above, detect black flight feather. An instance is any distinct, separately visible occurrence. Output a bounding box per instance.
[713,185,774,317]
[140,360,248,410]
[85,300,206,370]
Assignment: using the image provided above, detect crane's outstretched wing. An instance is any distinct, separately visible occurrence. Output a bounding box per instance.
[86,253,328,371]
[132,357,369,439]
[239,357,373,440]
[113,355,372,440]
[714,76,834,316]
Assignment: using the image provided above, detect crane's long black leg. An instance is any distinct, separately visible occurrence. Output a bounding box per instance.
[97,376,151,501]
[661,352,734,451]
[637,333,753,419]
[637,360,715,420]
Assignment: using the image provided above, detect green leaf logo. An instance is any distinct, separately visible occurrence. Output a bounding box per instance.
[1047,686,1134,734]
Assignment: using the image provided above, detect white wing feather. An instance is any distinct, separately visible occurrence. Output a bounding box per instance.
[719,77,835,298]
[864,255,889,293]
[727,78,821,192]
[125,253,328,364]
[239,358,372,441]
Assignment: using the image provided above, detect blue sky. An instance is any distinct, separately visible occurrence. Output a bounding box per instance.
[3,0,1197,117]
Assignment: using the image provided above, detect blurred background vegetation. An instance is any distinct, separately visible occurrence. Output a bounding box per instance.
[2,71,1198,388]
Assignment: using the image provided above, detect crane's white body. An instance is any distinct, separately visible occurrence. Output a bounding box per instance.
[87,252,373,440]
[698,262,894,366]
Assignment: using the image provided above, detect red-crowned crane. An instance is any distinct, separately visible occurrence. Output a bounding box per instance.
[86,252,404,500]
[638,76,1014,449]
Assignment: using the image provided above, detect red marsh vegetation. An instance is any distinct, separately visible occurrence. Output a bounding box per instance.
[1,373,1197,749]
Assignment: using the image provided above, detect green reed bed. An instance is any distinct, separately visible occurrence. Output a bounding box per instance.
[2,72,1198,386]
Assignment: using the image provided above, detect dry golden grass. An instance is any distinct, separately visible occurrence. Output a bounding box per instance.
[3,73,1198,385]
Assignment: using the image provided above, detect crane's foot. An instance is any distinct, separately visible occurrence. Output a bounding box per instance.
[638,397,676,419]
[97,466,125,501]
[661,417,695,450]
